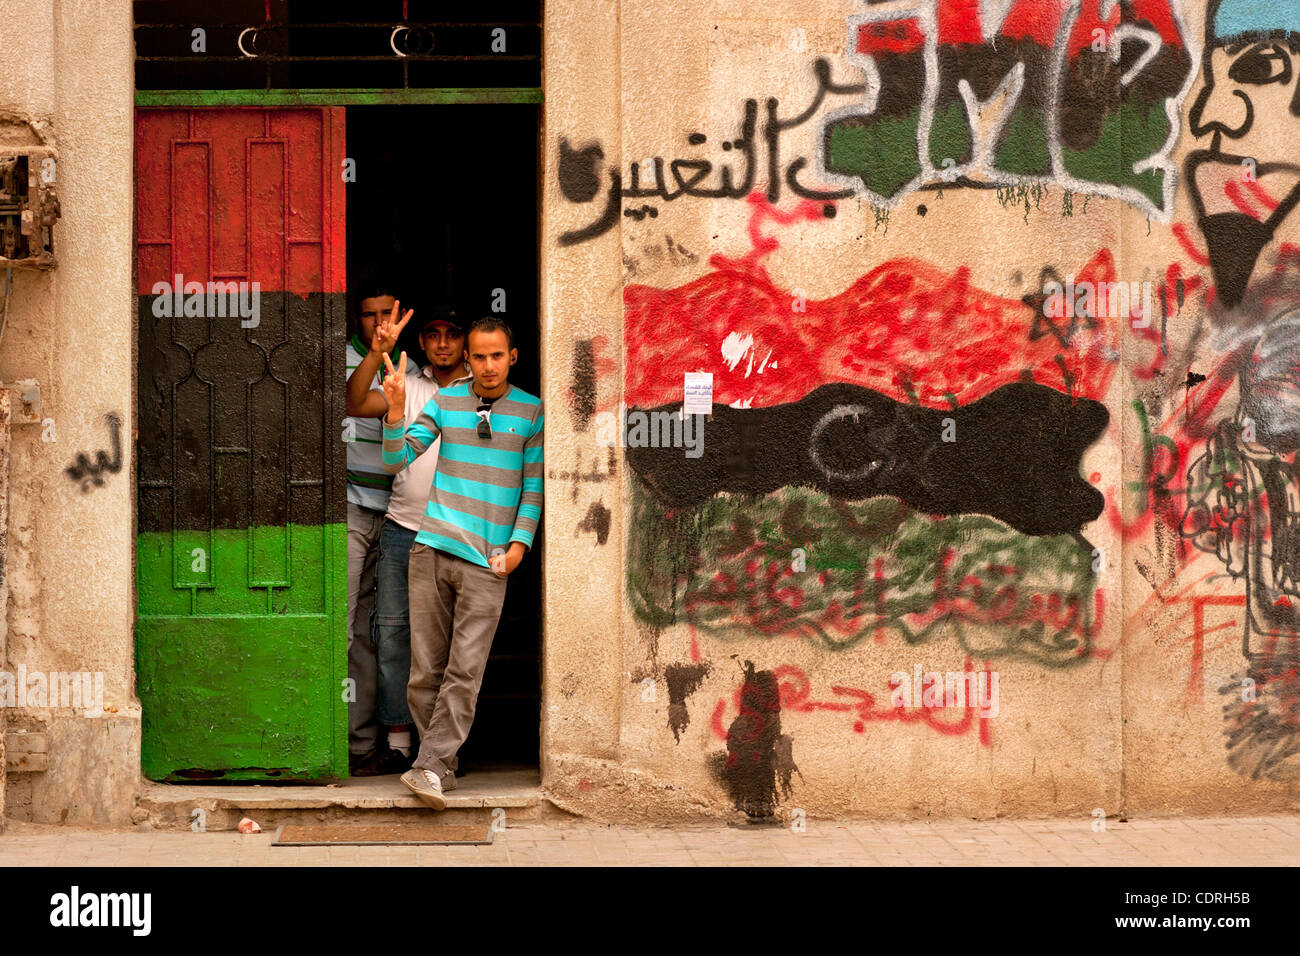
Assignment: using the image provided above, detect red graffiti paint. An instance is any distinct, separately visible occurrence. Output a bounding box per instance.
[857,17,925,54]
[711,659,995,746]
[902,550,1107,650]
[936,0,984,45]
[625,200,1120,411]
[1173,223,1212,267]
[1226,179,1263,219]
[709,191,828,276]
[999,0,1075,47]
[1125,574,1250,701]
[1247,179,1283,214]
[1188,596,1249,702]
[1129,264,1209,382]
[858,1,1186,57]
[1106,353,1242,549]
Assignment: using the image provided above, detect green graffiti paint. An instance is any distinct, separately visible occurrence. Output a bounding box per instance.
[629,484,1100,667]
[927,101,974,172]
[825,111,923,201]
[994,182,1049,224]
[1061,102,1169,209]
[824,99,1170,212]
[994,108,1053,178]
[136,523,348,780]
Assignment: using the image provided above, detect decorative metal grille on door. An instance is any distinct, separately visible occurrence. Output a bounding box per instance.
[133,1,542,90]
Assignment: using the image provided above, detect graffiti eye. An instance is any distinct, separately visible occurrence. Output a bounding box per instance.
[1228,44,1294,85]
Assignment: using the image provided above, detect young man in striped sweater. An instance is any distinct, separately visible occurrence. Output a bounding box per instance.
[380,317,543,809]
[345,302,471,776]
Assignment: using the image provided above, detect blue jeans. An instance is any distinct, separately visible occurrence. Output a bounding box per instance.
[373,518,418,727]
[347,502,385,753]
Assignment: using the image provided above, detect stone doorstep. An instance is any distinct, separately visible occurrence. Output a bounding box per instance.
[138,769,552,831]
[4,731,49,773]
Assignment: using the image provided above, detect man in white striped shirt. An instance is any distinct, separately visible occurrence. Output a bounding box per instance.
[344,281,417,770]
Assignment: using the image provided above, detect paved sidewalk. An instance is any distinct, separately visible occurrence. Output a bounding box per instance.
[2,815,1298,865]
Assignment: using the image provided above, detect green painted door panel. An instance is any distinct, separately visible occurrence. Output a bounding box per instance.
[135,524,347,779]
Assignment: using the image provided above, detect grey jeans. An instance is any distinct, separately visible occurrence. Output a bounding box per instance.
[347,501,386,754]
[407,543,508,777]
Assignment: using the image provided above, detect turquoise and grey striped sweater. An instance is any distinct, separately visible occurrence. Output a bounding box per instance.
[381,381,543,568]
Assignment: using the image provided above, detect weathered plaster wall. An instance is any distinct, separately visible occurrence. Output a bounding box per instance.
[543,0,1300,821]
[1,391,10,829]
[0,0,138,825]
[540,0,626,803]
[3,0,1298,827]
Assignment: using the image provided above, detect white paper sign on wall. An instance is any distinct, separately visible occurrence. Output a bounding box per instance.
[683,372,713,415]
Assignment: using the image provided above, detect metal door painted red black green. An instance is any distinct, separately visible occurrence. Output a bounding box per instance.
[135,108,348,780]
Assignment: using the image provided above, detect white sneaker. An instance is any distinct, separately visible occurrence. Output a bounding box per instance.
[400,768,447,811]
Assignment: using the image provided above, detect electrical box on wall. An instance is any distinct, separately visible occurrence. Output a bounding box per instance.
[0,146,60,270]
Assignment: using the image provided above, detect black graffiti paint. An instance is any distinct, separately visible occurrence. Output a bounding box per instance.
[662,235,698,266]
[1191,197,1289,309]
[569,338,597,430]
[575,500,611,545]
[709,660,796,819]
[64,413,123,493]
[1183,412,1300,780]
[1240,313,1300,452]
[664,661,710,743]
[548,463,609,483]
[626,382,1108,538]
[1221,647,1300,782]
[557,58,864,246]
[557,138,603,204]
[1210,211,1270,309]
[1023,266,1102,349]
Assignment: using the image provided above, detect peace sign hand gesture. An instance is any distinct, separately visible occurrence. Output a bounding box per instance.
[372,299,414,354]
[382,350,407,424]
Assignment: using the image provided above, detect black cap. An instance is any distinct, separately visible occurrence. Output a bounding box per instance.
[421,307,463,335]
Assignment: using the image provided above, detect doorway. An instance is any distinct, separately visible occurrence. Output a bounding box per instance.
[134,104,542,778]
[132,3,544,783]
[346,104,542,771]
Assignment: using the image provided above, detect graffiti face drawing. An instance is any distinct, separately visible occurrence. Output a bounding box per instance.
[1187,0,1300,306]
[1176,1,1300,781]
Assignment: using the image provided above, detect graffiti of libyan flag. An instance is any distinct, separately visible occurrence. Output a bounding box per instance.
[622,249,1123,667]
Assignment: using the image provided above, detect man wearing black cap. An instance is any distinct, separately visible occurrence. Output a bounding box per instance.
[345,302,469,775]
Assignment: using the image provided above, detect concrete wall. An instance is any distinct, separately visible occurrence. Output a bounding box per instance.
[541,0,1300,821]
[3,0,1300,826]
[0,0,138,825]
[1,390,9,829]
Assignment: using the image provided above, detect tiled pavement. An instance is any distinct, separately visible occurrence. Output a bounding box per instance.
[2,815,1298,865]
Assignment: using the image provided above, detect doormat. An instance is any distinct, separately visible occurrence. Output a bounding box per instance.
[272,824,494,846]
